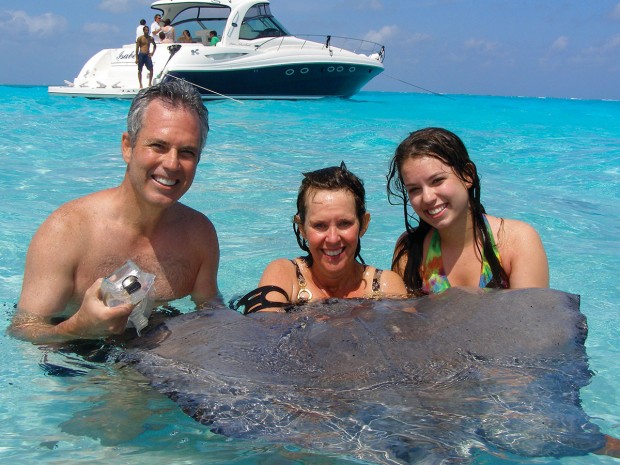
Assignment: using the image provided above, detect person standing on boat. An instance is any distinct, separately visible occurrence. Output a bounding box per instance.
[9,79,220,344]
[135,26,156,88]
[150,14,162,43]
[135,19,146,40]
[161,18,175,43]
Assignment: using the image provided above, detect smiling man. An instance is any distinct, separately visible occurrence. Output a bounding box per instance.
[10,80,220,344]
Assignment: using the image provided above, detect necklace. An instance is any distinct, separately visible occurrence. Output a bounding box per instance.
[296,259,366,301]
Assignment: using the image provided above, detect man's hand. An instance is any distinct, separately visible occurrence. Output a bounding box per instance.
[64,278,135,339]
[9,279,135,344]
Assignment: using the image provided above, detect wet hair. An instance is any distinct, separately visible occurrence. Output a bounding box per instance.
[126,79,209,150]
[386,127,508,293]
[163,18,171,26]
[294,162,366,267]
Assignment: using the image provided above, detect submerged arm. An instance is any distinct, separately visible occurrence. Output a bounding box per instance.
[190,216,222,308]
[9,208,133,344]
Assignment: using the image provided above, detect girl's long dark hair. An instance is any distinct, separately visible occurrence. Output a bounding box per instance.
[386,127,508,293]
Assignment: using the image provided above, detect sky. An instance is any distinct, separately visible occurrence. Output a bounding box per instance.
[1,0,619,100]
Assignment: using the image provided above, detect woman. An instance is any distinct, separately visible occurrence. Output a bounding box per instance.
[232,163,407,314]
[387,127,549,295]
[177,30,193,43]
[161,18,175,43]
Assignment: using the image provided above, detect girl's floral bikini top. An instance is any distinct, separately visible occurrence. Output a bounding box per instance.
[421,215,508,294]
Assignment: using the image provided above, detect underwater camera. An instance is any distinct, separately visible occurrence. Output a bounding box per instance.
[101,260,155,335]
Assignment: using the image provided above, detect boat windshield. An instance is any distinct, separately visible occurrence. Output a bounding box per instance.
[239,3,290,40]
[171,5,230,40]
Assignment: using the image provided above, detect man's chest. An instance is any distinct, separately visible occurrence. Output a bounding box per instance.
[75,248,199,302]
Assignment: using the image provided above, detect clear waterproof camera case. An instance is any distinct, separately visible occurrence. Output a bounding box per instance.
[101,260,156,335]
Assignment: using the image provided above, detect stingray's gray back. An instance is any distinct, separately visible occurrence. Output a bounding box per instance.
[121,288,602,464]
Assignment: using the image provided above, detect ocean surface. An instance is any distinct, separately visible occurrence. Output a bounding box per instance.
[0,85,619,464]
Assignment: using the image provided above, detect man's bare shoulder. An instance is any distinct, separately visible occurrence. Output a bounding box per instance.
[170,203,217,234]
[162,203,219,267]
[37,190,108,235]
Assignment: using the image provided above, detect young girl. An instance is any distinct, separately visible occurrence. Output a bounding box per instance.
[387,127,549,295]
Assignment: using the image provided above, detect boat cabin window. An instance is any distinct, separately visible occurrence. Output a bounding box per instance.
[239,3,289,40]
[170,6,230,43]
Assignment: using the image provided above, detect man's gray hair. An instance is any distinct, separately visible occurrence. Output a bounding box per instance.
[126,79,209,150]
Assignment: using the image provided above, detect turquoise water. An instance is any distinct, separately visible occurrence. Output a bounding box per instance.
[1,86,619,464]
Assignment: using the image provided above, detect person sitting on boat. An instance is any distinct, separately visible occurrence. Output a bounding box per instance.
[136,26,156,88]
[177,30,193,43]
[162,18,175,43]
[150,14,162,43]
[230,163,407,314]
[159,31,173,44]
[209,31,220,46]
[135,19,146,40]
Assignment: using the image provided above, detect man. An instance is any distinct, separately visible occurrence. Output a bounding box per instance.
[136,26,156,88]
[9,80,220,344]
[150,14,162,43]
[135,18,147,39]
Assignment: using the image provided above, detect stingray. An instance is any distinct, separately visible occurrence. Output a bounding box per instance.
[119,288,608,464]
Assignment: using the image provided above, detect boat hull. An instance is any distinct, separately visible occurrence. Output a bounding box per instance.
[165,62,382,99]
[49,59,383,100]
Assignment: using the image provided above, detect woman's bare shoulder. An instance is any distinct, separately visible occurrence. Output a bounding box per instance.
[377,268,408,297]
[487,215,542,245]
[259,258,297,285]
[264,257,297,272]
[487,214,548,287]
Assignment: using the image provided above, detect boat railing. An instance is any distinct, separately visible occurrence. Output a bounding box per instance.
[255,35,385,62]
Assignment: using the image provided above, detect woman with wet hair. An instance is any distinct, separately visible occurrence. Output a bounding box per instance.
[232,162,406,313]
[387,127,549,295]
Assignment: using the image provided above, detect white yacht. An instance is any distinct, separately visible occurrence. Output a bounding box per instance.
[48,0,385,100]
